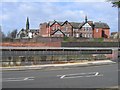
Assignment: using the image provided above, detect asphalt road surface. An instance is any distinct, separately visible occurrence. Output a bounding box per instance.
[2,63,119,88]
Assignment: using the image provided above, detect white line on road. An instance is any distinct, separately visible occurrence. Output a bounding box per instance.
[58,72,103,79]
[60,75,65,79]
[24,78,28,80]
[57,72,97,76]
[95,72,99,76]
[2,77,35,82]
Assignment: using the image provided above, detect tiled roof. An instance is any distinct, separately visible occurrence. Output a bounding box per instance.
[78,22,84,28]
[30,29,39,33]
[47,21,110,29]
[111,32,118,35]
[70,22,81,29]
[94,22,110,29]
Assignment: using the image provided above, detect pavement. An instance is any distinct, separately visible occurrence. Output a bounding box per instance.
[0,60,117,71]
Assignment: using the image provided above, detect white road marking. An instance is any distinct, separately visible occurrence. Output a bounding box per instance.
[58,72,103,79]
[24,78,28,80]
[60,75,65,79]
[95,72,99,76]
[2,77,35,82]
[57,72,97,76]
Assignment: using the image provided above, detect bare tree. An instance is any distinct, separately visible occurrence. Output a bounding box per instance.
[11,29,17,39]
[7,29,17,39]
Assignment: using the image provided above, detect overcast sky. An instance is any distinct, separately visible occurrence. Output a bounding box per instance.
[0,0,118,35]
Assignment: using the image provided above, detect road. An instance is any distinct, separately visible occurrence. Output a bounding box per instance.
[2,63,119,88]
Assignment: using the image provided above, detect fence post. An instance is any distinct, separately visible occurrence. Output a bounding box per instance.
[112,48,118,60]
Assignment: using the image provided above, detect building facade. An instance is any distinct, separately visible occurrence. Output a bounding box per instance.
[17,17,39,39]
[39,16,110,38]
[111,32,120,39]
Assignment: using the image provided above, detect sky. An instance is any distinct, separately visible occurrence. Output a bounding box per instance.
[0,0,118,35]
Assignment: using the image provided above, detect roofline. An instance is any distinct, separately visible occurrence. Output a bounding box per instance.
[50,20,61,27]
[51,29,65,36]
[61,20,73,27]
[79,22,93,29]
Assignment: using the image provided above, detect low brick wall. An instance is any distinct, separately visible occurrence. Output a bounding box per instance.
[1,42,61,47]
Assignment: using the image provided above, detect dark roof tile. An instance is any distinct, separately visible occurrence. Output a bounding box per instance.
[70,22,81,29]
[94,22,110,29]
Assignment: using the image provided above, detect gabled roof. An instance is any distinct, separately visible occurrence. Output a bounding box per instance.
[61,20,71,26]
[78,22,84,28]
[79,21,93,29]
[51,29,65,36]
[17,28,26,35]
[94,22,110,29]
[46,20,110,29]
[49,21,55,26]
[18,28,39,35]
[111,32,117,35]
[49,20,61,26]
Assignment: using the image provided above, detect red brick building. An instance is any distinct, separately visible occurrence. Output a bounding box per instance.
[93,22,110,38]
[39,16,110,38]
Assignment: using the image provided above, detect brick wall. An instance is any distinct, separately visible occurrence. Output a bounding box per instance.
[103,29,110,38]
[61,22,73,36]
[93,28,102,38]
[93,28,110,38]
[1,42,61,47]
[39,23,48,37]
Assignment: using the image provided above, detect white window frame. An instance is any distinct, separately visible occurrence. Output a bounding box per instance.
[66,27,68,31]
[76,33,79,37]
[52,27,55,30]
[96,29,99,32]
[87,34,89,38]
[55,25,57,30]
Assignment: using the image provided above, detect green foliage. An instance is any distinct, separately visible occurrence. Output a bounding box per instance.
[63,36,69,41]
[93,38,104,42]
[63,36,77,42]
[112,1,120,8]
[107,0,120,8]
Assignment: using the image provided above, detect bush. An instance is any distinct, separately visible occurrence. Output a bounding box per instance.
[93,38,104,42]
